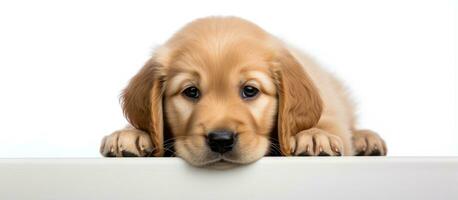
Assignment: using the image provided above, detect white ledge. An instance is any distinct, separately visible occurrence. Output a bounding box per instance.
[0,157,457,200]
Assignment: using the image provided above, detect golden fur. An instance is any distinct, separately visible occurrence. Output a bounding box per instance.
[100,17,387,167]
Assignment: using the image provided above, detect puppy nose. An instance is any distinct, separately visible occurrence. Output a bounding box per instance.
[207,131,236,154]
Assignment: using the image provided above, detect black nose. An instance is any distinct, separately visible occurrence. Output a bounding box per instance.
[207,131,236,154]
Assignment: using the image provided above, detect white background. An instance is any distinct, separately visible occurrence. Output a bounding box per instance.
[0,0,456,157]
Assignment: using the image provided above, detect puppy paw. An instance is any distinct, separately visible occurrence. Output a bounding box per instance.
[352,129,387,156]
[290,128,343,156]
[100,127,154,157]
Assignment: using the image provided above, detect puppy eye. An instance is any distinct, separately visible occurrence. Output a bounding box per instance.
[182,86,200,100]
[241,85,259,99]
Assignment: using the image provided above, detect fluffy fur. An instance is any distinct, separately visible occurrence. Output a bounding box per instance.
[100,17,387,167]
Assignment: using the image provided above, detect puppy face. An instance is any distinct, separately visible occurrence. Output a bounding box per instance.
[122,17,322,167]
[164,41,278,166]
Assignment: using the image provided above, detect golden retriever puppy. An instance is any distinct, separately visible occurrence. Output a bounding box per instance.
[100,17,387,167]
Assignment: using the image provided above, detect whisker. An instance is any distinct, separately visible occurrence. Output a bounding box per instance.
[266,136,282,156]
[160,136,192,157]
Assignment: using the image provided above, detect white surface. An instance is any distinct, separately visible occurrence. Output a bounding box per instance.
[0,0,456,157]
[0,157,457,200]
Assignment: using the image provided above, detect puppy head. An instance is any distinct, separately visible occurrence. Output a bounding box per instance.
[122,17,322,166]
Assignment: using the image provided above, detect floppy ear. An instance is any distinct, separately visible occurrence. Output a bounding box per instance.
[272,50,323,156]
[121,59,165,156]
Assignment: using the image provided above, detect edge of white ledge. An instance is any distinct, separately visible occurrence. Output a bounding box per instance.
[0,157,457,200]
[1,156,458,165]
